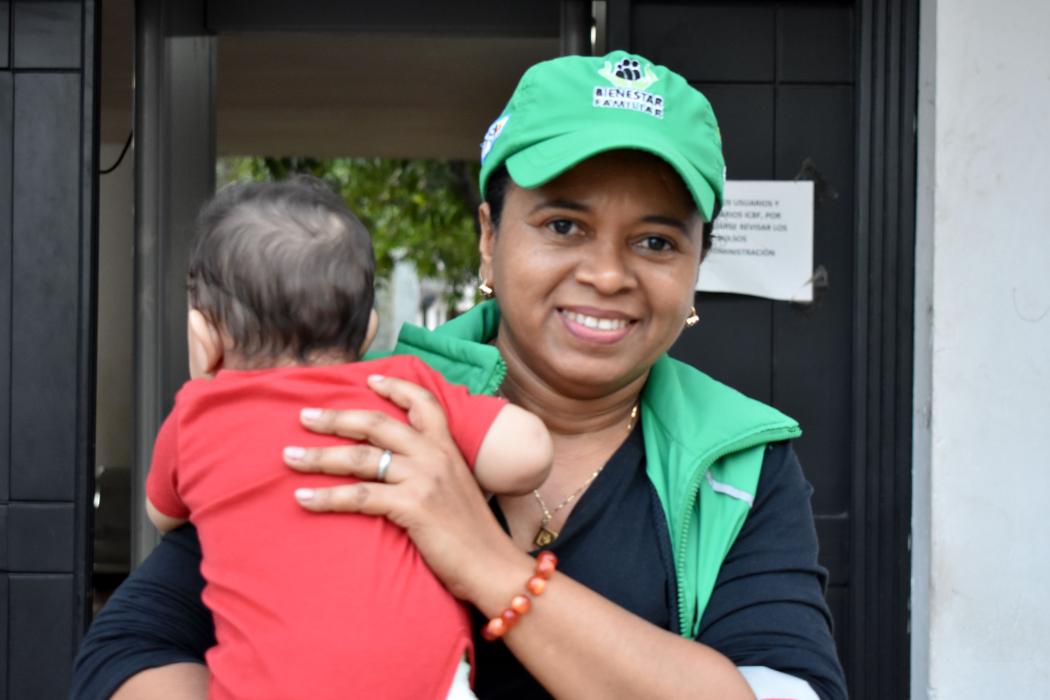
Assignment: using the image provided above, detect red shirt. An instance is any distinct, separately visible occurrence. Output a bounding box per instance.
[147,355,506,700]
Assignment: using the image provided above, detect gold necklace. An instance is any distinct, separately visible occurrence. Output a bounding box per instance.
[531,403,639,548]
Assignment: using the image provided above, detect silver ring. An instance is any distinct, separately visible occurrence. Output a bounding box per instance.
[376,449,393,482]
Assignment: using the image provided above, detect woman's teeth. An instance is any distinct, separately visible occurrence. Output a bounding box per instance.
[563,311,629,331]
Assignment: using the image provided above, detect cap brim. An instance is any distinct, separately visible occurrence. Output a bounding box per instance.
[504,125,717,222]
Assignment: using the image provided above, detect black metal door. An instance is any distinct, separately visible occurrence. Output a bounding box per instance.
[610,1,917,696]
[0,1,99,697]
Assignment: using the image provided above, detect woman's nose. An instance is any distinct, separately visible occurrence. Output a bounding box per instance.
[574,240,636,295]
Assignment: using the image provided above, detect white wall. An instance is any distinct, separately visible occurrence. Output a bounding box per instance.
[914,0,1050,696]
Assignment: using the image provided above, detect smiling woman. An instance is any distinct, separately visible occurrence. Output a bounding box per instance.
[479,151,704,401]
[73,51,846,700]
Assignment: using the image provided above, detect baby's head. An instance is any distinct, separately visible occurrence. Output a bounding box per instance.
[185,175,377,378]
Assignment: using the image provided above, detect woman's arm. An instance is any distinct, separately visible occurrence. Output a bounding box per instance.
[71,525,213,700]
[699,443,847,700]
[287,375,755,699]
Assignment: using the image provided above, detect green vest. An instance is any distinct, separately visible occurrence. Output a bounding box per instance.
[388,301,800,637]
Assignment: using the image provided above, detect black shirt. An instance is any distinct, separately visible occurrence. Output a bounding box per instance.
[72,432,846,699]
[474,428,845,699]
[474,422,676,697]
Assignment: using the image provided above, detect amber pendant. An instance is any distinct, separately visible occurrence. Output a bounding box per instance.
[533,527,558,548]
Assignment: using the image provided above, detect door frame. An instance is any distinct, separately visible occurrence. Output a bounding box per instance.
[128,0,920,695]
[850,0,918,695]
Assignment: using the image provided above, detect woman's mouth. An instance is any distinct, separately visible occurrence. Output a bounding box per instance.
[558,309,636,344]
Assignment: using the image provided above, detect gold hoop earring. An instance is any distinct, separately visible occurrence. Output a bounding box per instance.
[684,307,699,328]
[478,281,495,299]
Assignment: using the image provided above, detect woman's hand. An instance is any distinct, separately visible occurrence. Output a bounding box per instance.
[284,376,755,700]
[283,374,530,603]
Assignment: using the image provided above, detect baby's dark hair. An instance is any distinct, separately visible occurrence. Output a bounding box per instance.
[187,175,375,364]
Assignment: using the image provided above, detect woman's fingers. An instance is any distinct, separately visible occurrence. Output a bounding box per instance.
[299,407,427,454]
[293,473,441,535]
[284,443,404,482]
[294,447,505,603]
[295,481,400,516]
[288,380,514,604]
[367,374,451,437]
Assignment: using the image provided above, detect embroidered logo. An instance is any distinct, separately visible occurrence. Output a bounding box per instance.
[597,58,660,90]
[480,115,510,162]
[594,59,664,119]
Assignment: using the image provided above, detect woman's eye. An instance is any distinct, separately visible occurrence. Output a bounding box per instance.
[640,236,675,252]
[547,219,576,235]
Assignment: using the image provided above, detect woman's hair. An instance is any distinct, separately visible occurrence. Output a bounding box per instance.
[187,175,375,364]
[483,164,715,254]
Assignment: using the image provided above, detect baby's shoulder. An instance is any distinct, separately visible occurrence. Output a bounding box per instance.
[357,353,446,386]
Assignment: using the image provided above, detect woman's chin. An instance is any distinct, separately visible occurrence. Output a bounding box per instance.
[537,351,650,398]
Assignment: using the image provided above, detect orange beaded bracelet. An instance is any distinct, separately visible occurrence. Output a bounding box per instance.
[481,551,558,641]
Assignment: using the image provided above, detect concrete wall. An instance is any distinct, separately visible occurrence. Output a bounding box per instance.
[913,0,1050,696]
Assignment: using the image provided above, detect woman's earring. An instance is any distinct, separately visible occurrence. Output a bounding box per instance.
[478,281,495,299]
[684,307,700,328]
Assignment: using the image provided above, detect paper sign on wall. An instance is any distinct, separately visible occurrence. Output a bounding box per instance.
[697,180,815,302]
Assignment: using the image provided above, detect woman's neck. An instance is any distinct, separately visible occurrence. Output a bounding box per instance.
[494,333,646,437]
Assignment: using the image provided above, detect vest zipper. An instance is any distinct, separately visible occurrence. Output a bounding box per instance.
[674,424,801,637]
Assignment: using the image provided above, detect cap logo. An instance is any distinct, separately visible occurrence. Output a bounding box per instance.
[597,59,660,90]
[594,59,664,119]
[480,115,510,162]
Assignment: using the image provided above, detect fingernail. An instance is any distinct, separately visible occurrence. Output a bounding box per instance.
[284,446,306,462]
[294,488,315,502]
[367,374,385,383]
[301,408,323,422]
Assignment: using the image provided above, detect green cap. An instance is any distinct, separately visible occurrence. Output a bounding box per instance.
[479,51,725,222]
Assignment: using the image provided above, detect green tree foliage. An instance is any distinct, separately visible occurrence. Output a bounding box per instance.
[219,156,482,311]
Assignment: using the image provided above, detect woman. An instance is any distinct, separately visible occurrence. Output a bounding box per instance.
[73,52,846,699]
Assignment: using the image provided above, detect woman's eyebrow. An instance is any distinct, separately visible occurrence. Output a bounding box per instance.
[641,214,688,232]
[528,198,589,215]
[528,200,688,231]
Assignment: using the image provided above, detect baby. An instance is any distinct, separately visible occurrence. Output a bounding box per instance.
[145,176,552,700]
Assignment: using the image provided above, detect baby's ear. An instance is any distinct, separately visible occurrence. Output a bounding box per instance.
[187,309,224,379]
[359,309,379,357]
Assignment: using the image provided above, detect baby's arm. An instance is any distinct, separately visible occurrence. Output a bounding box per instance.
[473,404,553,496]
[395,356,552,496]
[146,412,191,533]
[146,499,188,534]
